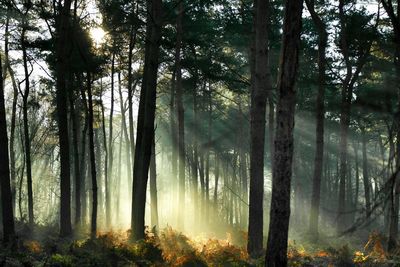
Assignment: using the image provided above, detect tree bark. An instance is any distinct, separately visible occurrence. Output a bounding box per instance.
[265,0,303,265]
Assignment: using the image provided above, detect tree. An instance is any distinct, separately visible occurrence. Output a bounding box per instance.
[0,55,16,245]
[55,0,73,237]
[336,0,377,233]
[247,0,272,258]
[150,138,159,231]
[175,0,185,229]
[87,73,98,239]
[265,0,303,265]
[131,0,163,241]
[305,0,328,240]
[381,0,400,252]
[20,4,34,230]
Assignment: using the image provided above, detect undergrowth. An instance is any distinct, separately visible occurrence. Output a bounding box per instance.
[0,227,398,266]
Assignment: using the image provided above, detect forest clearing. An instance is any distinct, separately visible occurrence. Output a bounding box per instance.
[1,0,400,266]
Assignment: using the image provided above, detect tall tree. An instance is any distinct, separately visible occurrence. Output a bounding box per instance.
[131,0,163,241]
[20,5,34,229]
[305,0,328,239]
[4,6,18,213]
[106,50,116,228]
[247,0,272,258]
[175,0,185,229]
[55,0,73,237]
[336,1,377,233]
[0,55,16,245]
[265,0,303,265]
[87,73,98,239]
[361,127,371,216]
[381,0,400,252]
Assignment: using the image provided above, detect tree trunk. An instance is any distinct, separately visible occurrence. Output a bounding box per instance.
[0,55,16,245]
[79,75,89,226]
[56,0,73,237]
[214,155,220,218]
[118,72,133,200]
[381,0,400,251]
[175,1,185,229]
[305,0,327,239]
[150,139,159,231]
[353,141,359,212]
[21,21,34,230]
[265,0,303,265]
[247,0,272,258]
[191,81,199,222]
[199,152,205,218]
[69,90,81,227]
[4,11,18,214]
[337,0,354,234]
[131,0,162,241]
[128,25,137,192]
[105,51,115,228]
[87,73,98,239]
[361,128,371,217]
[116,132,123,223]
[99,91,108,228]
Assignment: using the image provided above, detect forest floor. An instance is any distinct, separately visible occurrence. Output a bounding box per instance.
[0,223,398,266]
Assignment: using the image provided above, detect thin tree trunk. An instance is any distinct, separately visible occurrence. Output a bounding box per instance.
[214,155,219,218]
[150,139,159,231]
[116,132,123,224]
[191,81,199,222]
[4,11,18,214]
[87,73,98,239]
[265,0,303,265]
[199,152,205,217]
[105,51,115,228]
[118,72,133,199]
[100,91,109,228]
[69,90,81,227]
[21,21,34,230]
[353,141,359,211]
[175,1,185,229]
[128,25,137,188]
[361,128,371,217]
[205,87,212,223]
[79,89,88,226]
[305,0,327,239]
